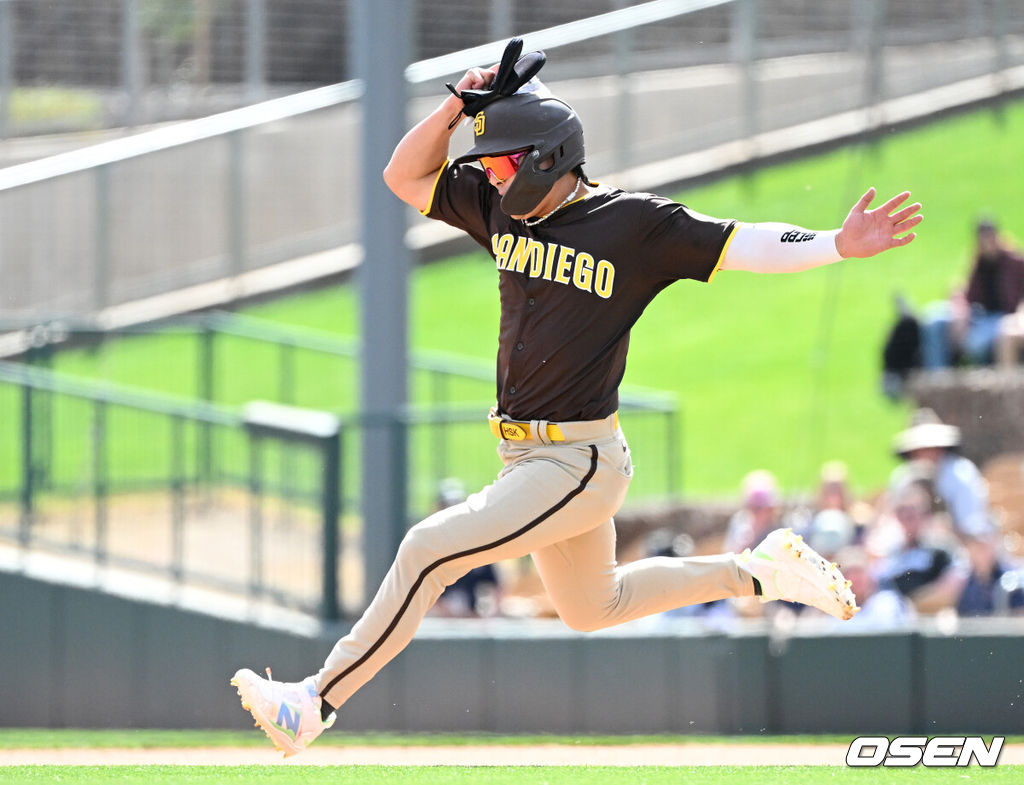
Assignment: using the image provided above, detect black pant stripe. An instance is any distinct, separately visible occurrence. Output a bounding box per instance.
[320,444,600,700]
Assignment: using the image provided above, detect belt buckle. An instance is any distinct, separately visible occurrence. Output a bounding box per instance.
[499,420,529,440]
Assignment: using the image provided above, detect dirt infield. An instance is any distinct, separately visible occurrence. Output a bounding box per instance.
[4,743,1023,767]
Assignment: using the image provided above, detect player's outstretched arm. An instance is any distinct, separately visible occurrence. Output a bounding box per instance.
[719,188,922,274]
[383,65,499,213]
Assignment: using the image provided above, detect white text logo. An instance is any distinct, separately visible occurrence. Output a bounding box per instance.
[846,736,1004,767]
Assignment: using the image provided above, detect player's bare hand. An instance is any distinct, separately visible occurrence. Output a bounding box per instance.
[835,188,922,258]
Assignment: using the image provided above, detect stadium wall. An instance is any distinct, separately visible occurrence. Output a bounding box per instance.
[3,569,1023,733]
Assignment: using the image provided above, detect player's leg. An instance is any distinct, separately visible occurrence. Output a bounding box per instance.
[533,524,860,631]
[233,433,630,754]
[312,439,628,709]
[532,519,755,631]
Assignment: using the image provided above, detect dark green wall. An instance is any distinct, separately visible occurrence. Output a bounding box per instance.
[3,570,1023,733]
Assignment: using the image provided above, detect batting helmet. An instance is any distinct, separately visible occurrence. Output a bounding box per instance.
[453,88,585,216]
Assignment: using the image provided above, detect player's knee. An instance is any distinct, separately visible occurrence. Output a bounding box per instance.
[556,607,608,633]
[396,522,446,567]
[396,522,470,587]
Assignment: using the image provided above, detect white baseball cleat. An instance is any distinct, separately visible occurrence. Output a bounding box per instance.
[738,528,860,620]
[231,667,335,757]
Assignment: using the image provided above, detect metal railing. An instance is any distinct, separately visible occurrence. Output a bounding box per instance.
[0,344,680,618]
[0,311,682,620]
[3,0,1022,323]
[0,358,347,618]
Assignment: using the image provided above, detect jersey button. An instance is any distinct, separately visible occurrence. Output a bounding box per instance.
[527,298,536,307]
[515,342,525,351]
[509,385,517,395]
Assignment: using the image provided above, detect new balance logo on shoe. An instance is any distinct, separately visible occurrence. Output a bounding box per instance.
[275,702,301,740]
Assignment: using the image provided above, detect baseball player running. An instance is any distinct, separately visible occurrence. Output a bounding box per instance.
[232,40,922,756]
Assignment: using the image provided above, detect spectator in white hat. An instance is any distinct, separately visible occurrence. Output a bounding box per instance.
[889,408,993,539]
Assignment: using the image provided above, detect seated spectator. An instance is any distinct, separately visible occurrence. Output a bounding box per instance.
[881,292,922,399]
[890,408,994,540]
[875,478,960,614]
[807,509,856,563]
[955,531,1024,617]
[723,470,809,620]
[723,470,784,554]
[805,461,859,559]
[920,219,1024,369]
[431,563,504,618]
[816,460,852,514]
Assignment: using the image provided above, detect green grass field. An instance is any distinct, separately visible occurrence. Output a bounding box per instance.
[0,731,1020,784]
[11,99,1024,502]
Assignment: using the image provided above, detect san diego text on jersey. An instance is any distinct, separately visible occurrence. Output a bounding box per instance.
[491,232,616,299]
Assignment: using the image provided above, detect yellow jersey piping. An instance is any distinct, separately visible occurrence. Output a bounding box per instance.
[708,221,739,283]
[419,160,451,217]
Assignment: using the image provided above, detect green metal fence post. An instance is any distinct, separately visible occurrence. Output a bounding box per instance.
[278,340,296,405]
[243,401,342,616]
[248,431,264,601]
[171,416,186,581]
[322,427,341,621]
[35,342,54,491]
[279,340,296,519]
[666,408,681,498]
[197,326,215,488]
[24,343,53,491]
[19,382,33,547]
[93,399,108,564]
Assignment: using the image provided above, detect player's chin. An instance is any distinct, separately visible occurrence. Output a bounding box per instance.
[507,205,537,221]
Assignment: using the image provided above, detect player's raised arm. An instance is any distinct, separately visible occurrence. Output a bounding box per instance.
[382,65,499,213]
[719,188,923,274]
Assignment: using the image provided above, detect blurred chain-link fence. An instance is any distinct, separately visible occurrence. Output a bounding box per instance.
[2,0,1021,136]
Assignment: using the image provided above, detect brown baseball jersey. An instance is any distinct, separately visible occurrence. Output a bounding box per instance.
[424,161,738,422]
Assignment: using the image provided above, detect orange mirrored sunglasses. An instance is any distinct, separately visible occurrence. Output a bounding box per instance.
[479,150,528,182]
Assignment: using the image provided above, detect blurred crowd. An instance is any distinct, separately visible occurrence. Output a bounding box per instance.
[647,406,1024,629]
[428,407,1024,630]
